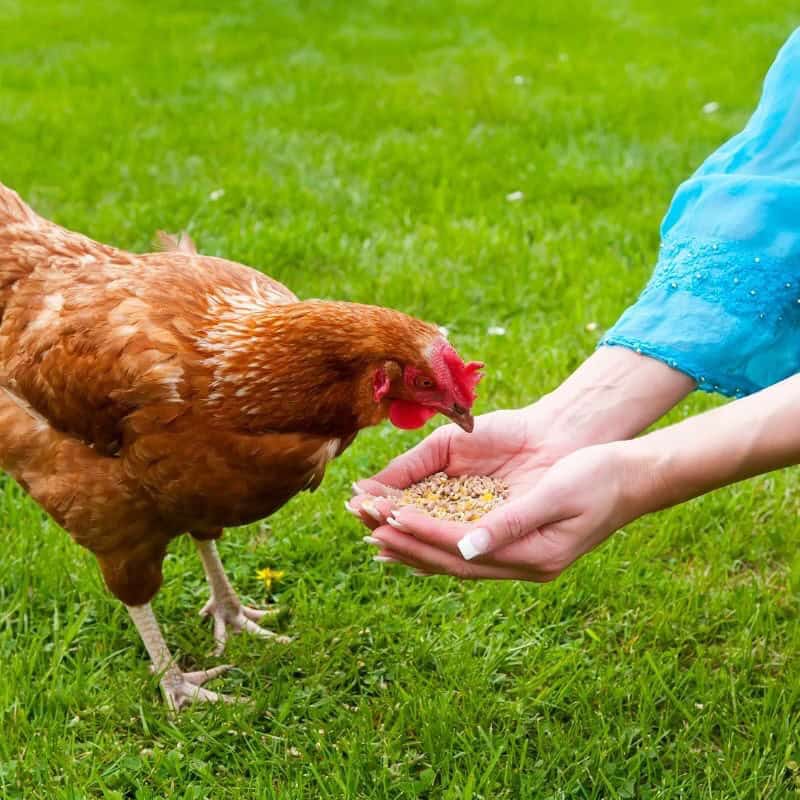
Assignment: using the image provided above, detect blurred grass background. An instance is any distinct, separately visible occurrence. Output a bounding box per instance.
[1,1,800,797]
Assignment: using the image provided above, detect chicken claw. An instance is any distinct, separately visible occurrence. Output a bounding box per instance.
[128,603,242,712]
[199,595,291,656]
[194,539,291,654]
[160,663,243,713]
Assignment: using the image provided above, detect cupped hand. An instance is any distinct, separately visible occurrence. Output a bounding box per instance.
[352,407,566,506]
[348,408,648,581]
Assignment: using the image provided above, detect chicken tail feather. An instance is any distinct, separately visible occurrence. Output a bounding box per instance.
[0,181,116,320]
[155,230,198,255]
[0,181,37,226]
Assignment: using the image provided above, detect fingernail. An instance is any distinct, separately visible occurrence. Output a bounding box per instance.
[373,555,397,563]
[361,500,382,522]
[387,515,411,533]
[457,528,491,560]
[352,481,366,494]
[362,536,381,545]
[344,501,360,516]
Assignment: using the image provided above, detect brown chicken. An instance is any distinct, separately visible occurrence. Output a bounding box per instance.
[0,182,483,710]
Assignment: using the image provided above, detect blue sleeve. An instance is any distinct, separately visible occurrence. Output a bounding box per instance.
[601,28,800,398]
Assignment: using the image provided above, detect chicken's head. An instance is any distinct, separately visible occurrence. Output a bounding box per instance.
[372,337,484,432]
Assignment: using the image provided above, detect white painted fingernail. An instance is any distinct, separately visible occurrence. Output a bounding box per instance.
[373,555,396,563]
[352,481,365,494]
[457,528,491,560]
[361,501,382,522]
[387,515,410,533]
[362,536,381,545]
[344,501,359,516]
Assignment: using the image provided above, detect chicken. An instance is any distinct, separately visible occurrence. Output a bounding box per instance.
[0,182,483,710]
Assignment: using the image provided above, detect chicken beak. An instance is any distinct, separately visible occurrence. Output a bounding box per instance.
[444,403,475,433]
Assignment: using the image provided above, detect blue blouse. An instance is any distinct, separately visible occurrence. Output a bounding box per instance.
[601,28,800,397]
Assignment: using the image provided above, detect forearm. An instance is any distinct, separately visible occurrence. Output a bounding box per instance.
[628,373,800,513]
[534,346,695,453]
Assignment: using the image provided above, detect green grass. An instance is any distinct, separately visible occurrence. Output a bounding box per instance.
[1,1,800,797]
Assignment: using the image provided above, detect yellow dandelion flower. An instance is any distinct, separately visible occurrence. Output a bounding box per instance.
[256,567,286,591]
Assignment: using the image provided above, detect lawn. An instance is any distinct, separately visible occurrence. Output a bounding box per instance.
[1,1,800,797]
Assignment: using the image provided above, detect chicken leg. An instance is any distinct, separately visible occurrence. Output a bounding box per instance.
[127,603,235,712]
[194,539,289,656]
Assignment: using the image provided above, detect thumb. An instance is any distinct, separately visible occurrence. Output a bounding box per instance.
[456,486,566,560]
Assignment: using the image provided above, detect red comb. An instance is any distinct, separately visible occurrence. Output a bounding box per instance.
[439,344,484,406]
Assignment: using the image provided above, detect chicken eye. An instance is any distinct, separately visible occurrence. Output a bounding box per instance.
[414,375,435,390]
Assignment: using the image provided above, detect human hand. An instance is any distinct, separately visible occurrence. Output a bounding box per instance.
[348,347,693,580]
[350,437,646,581]
[352,405,571,505]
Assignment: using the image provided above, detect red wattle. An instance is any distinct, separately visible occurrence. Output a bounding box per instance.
[388,400,437,429]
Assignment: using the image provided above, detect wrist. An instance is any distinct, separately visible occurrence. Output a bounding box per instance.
[531,347,694,455]
[621,412,730,515]
[620,374,800,513]
[616,437,675,519]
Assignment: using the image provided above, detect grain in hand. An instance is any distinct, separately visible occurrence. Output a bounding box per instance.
[397,472,509,522]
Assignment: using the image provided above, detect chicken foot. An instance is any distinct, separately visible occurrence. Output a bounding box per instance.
[126,602,236,712]
[194,539,290,656]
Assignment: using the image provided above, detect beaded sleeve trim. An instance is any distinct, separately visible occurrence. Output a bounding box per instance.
[600,235,800,398]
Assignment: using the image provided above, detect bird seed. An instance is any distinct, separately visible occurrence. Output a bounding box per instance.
[397,472,509,522]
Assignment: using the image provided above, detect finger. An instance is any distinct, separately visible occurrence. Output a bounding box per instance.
[370,546,428,572]
[365,427,454,490]
[455,488,567,561]
[345,495,377,529]
[388,505,568,576]
[362,529,429,572]
[371,550,441,577]
[347,495,397,529]
[386,505,470,555]
[372,526,543,581]
[351,479,402,498]
[385,502,540,564]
